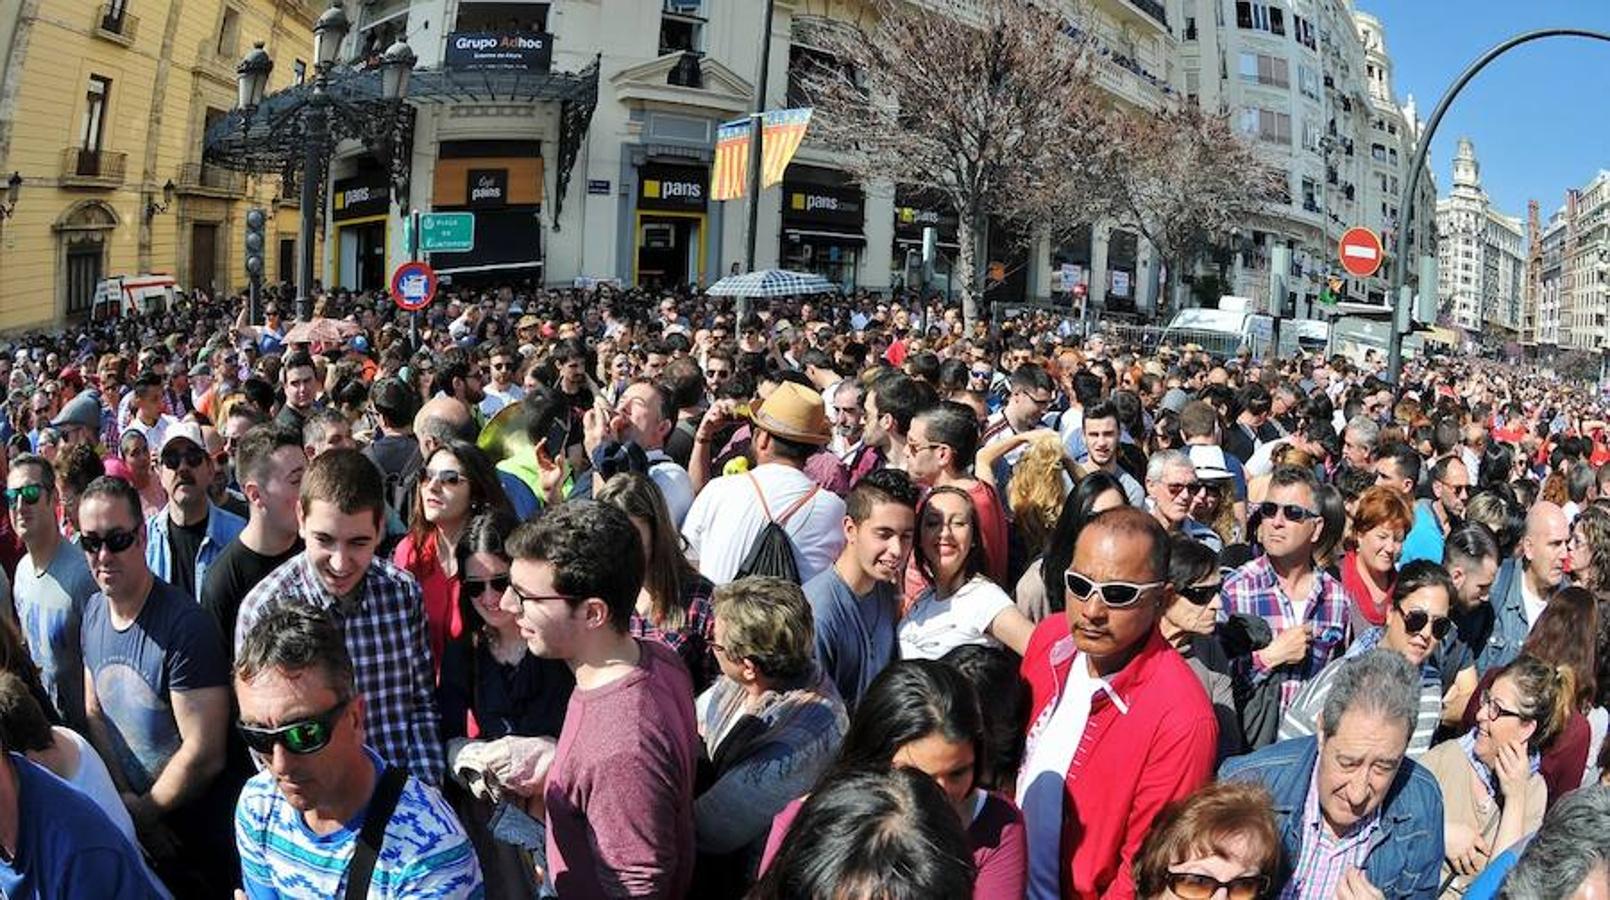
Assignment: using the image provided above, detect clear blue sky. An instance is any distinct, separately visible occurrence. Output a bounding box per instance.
[1364,1,1610,224]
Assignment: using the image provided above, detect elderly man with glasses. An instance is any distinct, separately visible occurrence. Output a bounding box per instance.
[1018,506,1217,899]
[1146,449,1223,552]
[1221,464,1352,748]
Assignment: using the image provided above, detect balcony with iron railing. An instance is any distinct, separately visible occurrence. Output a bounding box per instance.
[176,161,246,197]
[93,4,139,46]
[60,147,127,188]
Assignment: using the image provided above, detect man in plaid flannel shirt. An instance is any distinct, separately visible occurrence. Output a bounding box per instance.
[234,448,445,784]
[1221,464,1350,738]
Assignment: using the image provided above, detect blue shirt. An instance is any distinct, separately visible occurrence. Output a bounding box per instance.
[12,540,98,730]
[0,753,158,899]
[236,748,484,899]
[1399,500,1444,566]
[145,503,247,603]
[81,578,229,794]
[802,566,898,714]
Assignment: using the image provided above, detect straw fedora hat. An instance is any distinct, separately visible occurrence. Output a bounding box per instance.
[752,382,832,446]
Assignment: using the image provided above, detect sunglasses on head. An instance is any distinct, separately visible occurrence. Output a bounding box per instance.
[238,698,350,756]
[463,574,510,596]
[1397,606,1453,640]
[1256,501,1320,522]
[1064,571,1164,609]
[1164,872,1270,900]
[161,446,208,470]
[4,483,45,508]
[79,528,138,555]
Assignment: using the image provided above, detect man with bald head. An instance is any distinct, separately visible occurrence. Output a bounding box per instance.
[1473,500,1569,675]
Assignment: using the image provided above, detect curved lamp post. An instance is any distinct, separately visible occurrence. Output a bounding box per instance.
[1388,28,1610,382]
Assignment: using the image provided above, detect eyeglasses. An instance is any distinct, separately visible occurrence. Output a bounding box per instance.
[1016,390,1054,408]
[463,574,510,596]
[1177,582,1222,606]
[79,528,138,555]
[1256,501,1320,522]
[424,468,465,486]
[907,441,944,456]
[1164,872,1270,900]
[706,368,732,380]
[1439,480,1471,497]
[1396,606,1453,640]
[1478,688,1530,722]
[238,698,351,756]
[1064,571,1164,609]
[4,484,45,508]
[508,583,578,607]
[1162,481,1207,497]
[161,446,208,470]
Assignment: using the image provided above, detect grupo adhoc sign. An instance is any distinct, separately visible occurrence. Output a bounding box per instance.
[445,32,553,72]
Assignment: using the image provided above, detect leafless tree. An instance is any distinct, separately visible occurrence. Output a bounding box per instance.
[1097,106,1282,319]
[797,0,1110,326]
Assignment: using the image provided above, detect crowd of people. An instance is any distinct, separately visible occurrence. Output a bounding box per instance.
[1,281,1609,899]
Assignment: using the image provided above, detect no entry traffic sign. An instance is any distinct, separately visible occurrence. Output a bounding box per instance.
[391,261,437,312]
[1338,227,1384,278]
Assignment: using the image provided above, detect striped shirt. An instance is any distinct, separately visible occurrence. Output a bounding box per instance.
[236,748,483,899]
[1281,764,1380,899]
[1276,628,1443,758]
[236,553,446,784]
[1220,555,1350,714]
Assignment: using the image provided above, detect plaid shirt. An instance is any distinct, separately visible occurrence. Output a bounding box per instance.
[235,553,445,784]
[1220,554,1349,714]
[1280,764,1381,899]
[629,574,718,694]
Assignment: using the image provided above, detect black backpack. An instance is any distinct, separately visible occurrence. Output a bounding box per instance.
[734,473,821,582]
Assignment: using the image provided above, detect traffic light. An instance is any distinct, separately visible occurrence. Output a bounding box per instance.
[244,207,266,280]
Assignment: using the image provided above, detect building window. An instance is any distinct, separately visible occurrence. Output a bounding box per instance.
[1302,177,1318,211]
[1297,64,1320,100]
[1371,143,1387,161]
[101,0,128,34]
[81,75,110,154]
[1301,119,1319,151]
[1185,17,1198,40]
[217,7,240,58]
[1292,14,1316,50]
[1242,108,1291,145]
[1236,2,1287,36]
[660,1,704,56]
[293,59,307,85]
[1235,53,1289,87]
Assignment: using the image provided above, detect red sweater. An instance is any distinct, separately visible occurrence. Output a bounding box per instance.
[1020,622,1217,899]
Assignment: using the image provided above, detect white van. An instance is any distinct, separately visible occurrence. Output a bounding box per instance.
[91,275,178,320]
[1161,297,1270,358]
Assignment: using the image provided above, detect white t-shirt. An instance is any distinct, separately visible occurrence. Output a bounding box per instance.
[646,451,694,528]
[898,575,1012,661]
[56,726,138,846]
[1018,657,1102,900]
[1521,577,1547,629]
[681,463,846,586]
[125,413,178,453]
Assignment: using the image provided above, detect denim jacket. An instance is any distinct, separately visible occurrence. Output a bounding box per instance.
[1470,558,1535,677]
[145,502,246,600]
[1219,736,1444,899]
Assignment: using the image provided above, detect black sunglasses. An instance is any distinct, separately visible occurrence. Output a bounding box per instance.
[80,528,138,555]
[1064,571,1164,609]
[161,446,208,470]
[1177,582,1222,606]
[463,574,510,596]
[1398,606,1453,641]
[1165,871,1270,900]
[4,483,45,508]
[238,698,350,756]
[1256,501,1320,522]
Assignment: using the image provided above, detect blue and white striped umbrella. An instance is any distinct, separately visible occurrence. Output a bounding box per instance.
[705,268,838,298]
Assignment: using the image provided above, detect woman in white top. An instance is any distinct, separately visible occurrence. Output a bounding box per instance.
[900,486,1034,660]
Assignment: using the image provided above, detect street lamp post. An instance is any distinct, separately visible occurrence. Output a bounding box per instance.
[1388,28,1610,383]
[295,3,351,323]
[0,172,20,223]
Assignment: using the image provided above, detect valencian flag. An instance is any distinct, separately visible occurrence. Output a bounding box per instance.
[711,108,814,201]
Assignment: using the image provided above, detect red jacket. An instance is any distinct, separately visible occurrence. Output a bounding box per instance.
[1019,621,1217,899]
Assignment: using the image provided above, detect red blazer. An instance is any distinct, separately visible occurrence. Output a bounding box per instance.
[1019,621,1217,899]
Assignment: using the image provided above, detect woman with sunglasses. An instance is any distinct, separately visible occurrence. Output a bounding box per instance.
[1278,560,1455,758]
[1336,485,1414,635]
[1421,653,1571,896]
[1459,586,1599,805]
[1161,537,1241,762]
[1132,780,1279,900]
[395,439,514,677]
[597,473,719,693]
[901,486,1034,660]
[439,510,573,899]
[758,659,1026,899]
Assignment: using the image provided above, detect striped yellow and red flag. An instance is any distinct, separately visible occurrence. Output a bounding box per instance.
[709,109,814,201]
[711,118,751,201]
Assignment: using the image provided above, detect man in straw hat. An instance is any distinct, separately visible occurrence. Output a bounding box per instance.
[681,382,846,586]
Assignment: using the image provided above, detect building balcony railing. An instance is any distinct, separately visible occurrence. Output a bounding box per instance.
[1118,0,1169,30]
[176,161,246,197]
[93,4,139,46]
[59,147,126,188]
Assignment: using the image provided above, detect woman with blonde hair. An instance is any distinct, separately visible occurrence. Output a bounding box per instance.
[597,472,719,691]
[1005,434,1070,558]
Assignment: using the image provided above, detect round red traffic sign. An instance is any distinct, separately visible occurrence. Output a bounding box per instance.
[391,261,437,312]
[1338,227,1384,278]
